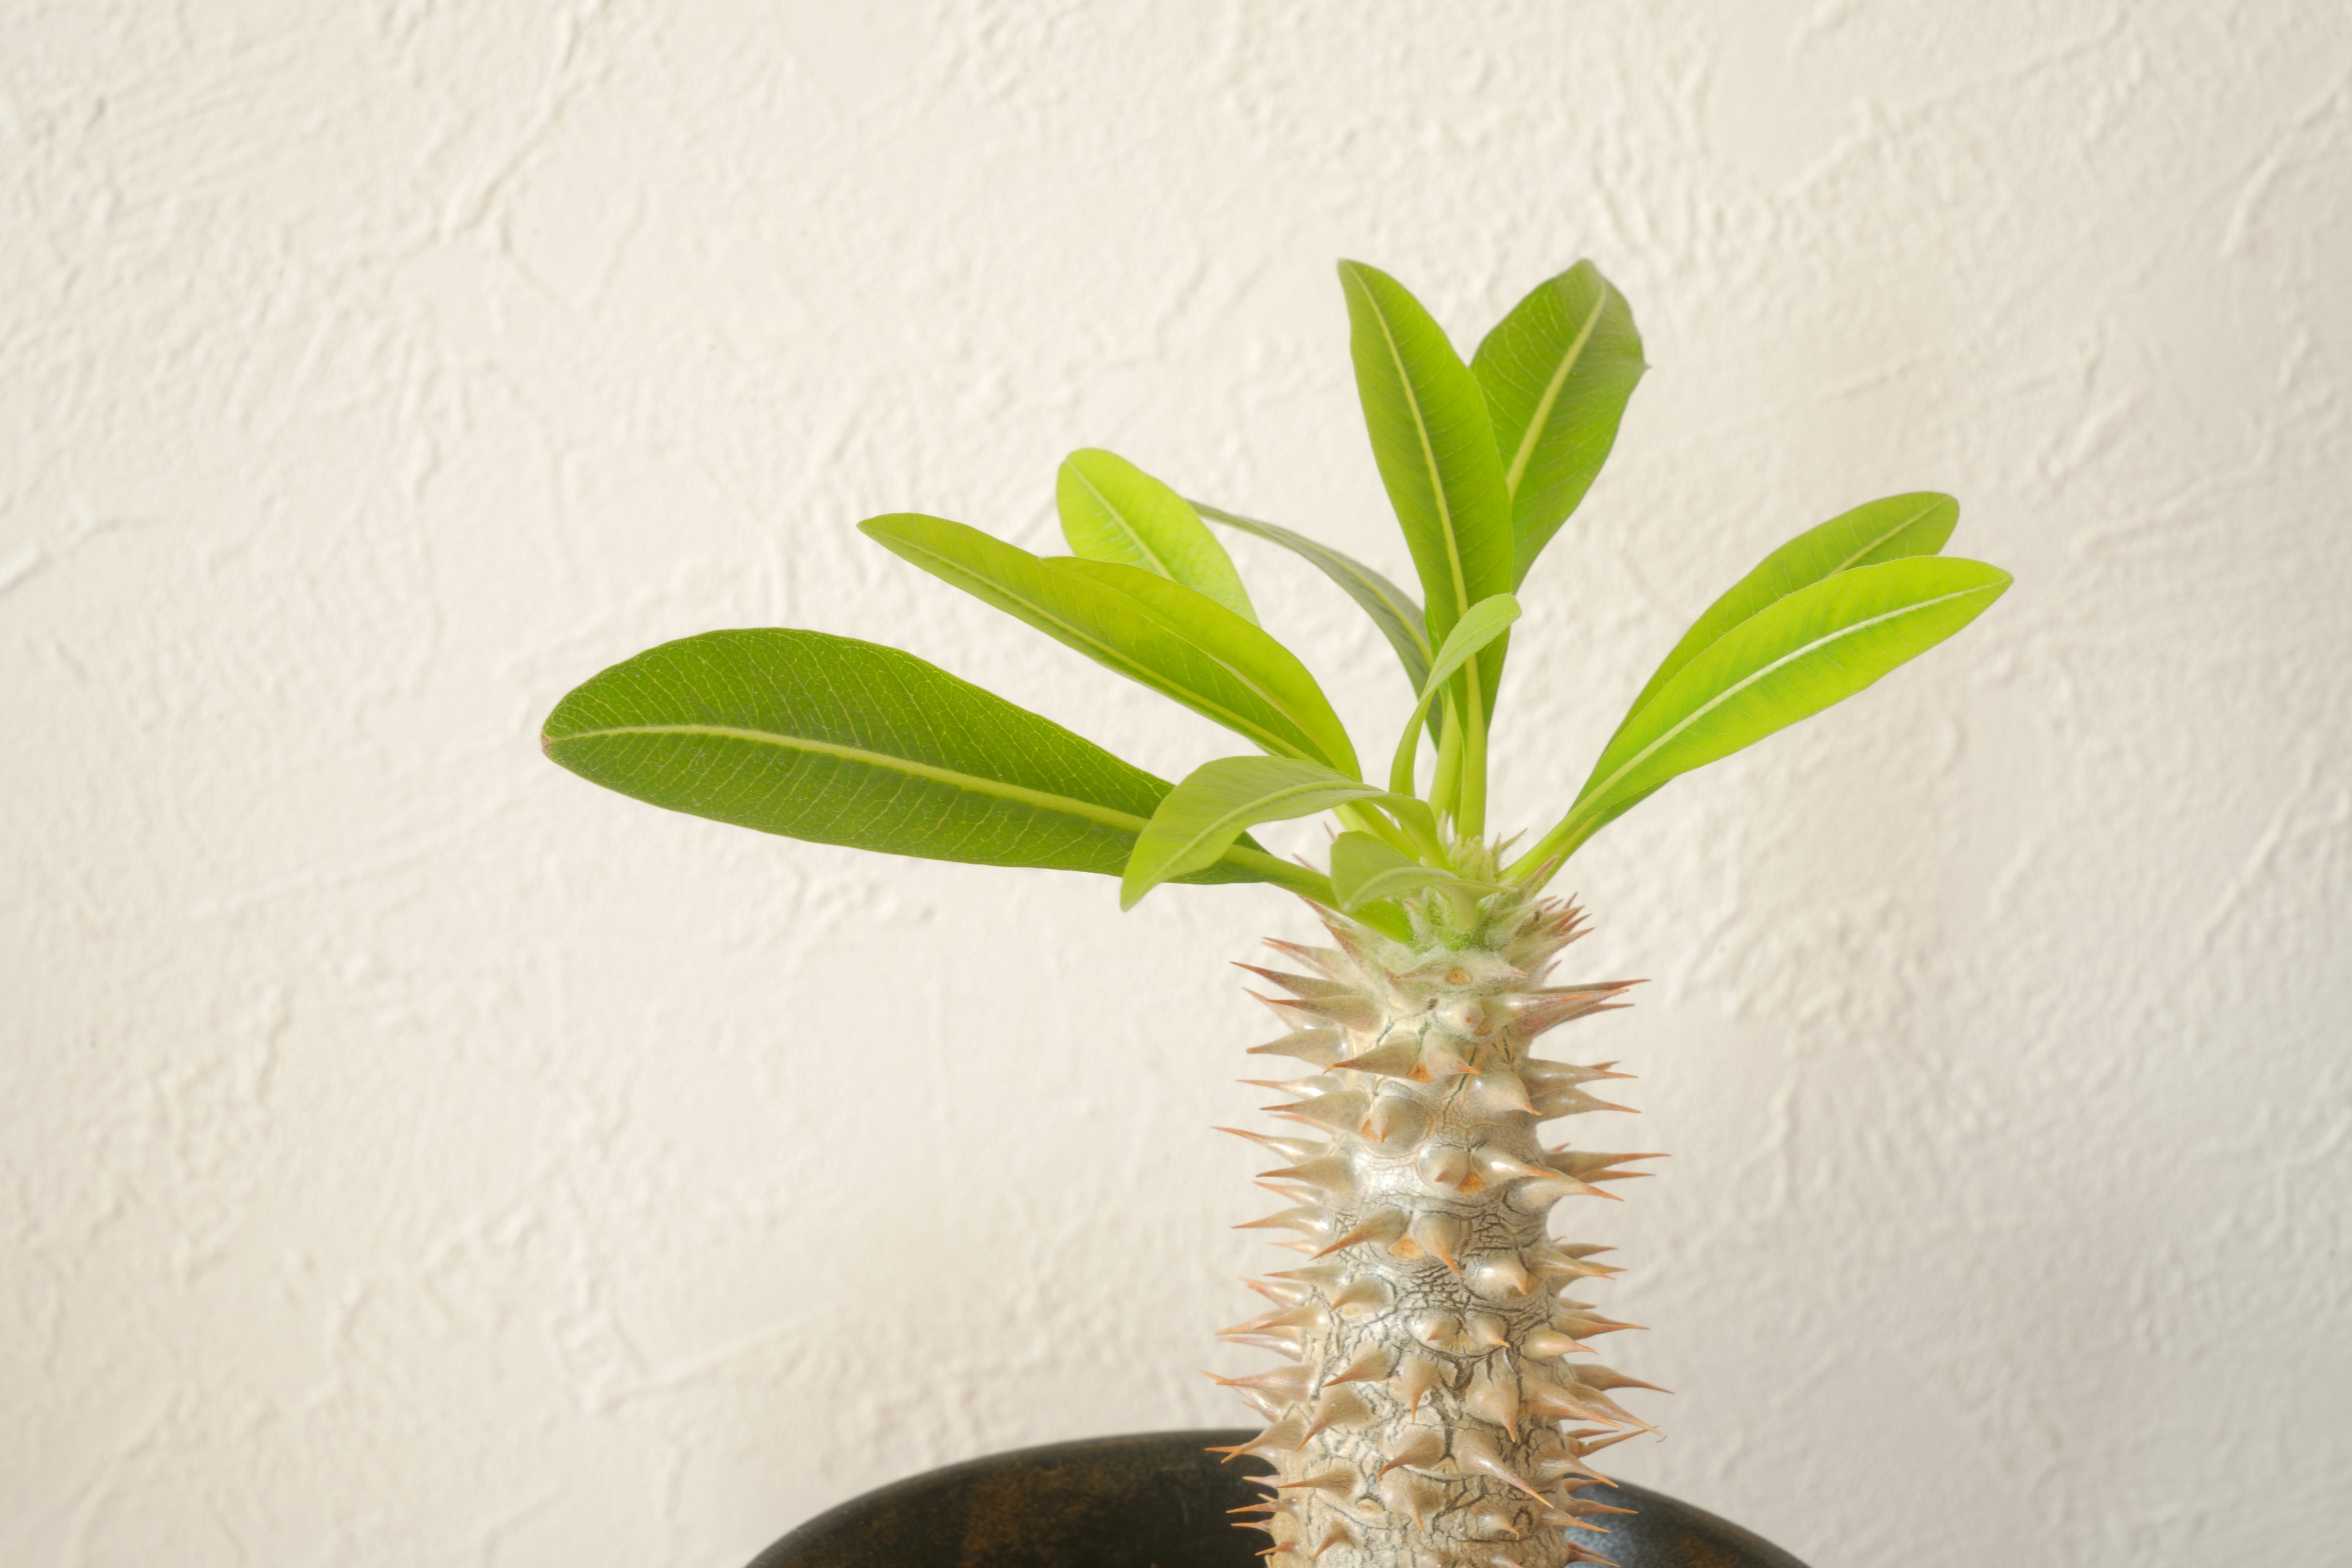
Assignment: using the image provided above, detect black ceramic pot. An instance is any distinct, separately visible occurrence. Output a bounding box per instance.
[749,1428,1809,1568]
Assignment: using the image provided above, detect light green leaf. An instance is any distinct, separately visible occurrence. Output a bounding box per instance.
[1390,594,1521,794]
[1057,448,1258,624]
[859,513,1358,776]
[1346,863,1483,911]
[1329,830,1484,913]
[1621,492,1961,723]
[1472,260,1646,589]
[1059,558,1359,778]
[1329,830,1417,905]
[541,627,1298,889]
[1338,261,1515,711]
[1122,756,1390,909]
[1512,557,2010,877]
[1192,500,1432,697]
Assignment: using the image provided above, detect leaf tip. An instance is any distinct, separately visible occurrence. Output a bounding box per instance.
[1335,258,1385,299]
[1961,559,2016,604]
[853,511,927,545]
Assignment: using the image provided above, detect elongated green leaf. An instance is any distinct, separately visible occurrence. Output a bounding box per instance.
[1347,863,1487,911]
[1472,260,1646,588]
[1329,830,1417,905]
[1390,593,1521,794]
[1057,448,1258,623]
[1122,756,1390,908]
[1513,557,2010,876]
[1338,261,1514,712]
[1621,492,1961,723]
[541,627,1291,887]
[1329,830,1487,913]
[1058,557,1359,778]
[859,513,1358,775]
[1192,500,1431,695]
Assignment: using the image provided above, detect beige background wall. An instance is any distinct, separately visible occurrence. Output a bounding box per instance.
[6,4,2346,1564]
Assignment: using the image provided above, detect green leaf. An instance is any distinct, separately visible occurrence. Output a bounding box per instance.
[1338,261,1515,709]
[1329,830,1417,905]
[1346,862,1483,912]
[1122,756,1390,909]
[1328,830,1483,913]
[859,513,1359,776]
[1513,557,2011,876]
[541,627,1294,888]
[1471,260,1646,588]
[1059,558,1359,778]
[1191,500,1432,696]
[1057,448,1258,624]
[1390,594,1521,794]
[1621,492,1961,723]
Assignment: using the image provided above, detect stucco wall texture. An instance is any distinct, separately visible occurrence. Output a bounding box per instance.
[6,3,2347,1564]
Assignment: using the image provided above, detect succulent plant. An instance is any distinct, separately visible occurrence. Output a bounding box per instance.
[541,258,2008,1567]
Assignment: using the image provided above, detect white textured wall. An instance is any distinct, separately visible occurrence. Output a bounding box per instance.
[6,4,2346,1564]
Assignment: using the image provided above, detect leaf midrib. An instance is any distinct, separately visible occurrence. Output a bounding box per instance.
[1623,495,1960,728]
[1069,463,1175,577]
[1347,865,1461,908]
[888,532,1311,761]
[1575,581,1998,818]
[1156,776,1371,874]
[1829,496,1947,574]
[1071,562,1353,775]
[550,722,1152,833]
[1503,283,1608,497]
[1362,281,1469,620]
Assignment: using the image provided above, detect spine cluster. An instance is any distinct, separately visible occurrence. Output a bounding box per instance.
[1215,889,1660,1568]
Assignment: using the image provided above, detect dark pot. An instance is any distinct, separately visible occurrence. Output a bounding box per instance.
[749,1428,1809,1567]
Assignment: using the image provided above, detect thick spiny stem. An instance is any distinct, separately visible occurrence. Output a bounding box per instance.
[1215,888,1659,1568]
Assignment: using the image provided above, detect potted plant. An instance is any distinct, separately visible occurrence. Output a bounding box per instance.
[541,258,2008,1568]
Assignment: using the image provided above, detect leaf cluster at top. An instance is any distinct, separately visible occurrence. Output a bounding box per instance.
[542,260,2010,935]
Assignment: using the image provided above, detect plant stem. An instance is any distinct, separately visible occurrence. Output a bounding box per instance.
[1215,888,1656,1558]
[1458,656,1489,841]
[1426,706,1463,824]
[1222,843,1338,903]
[1504,801,1599,888]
